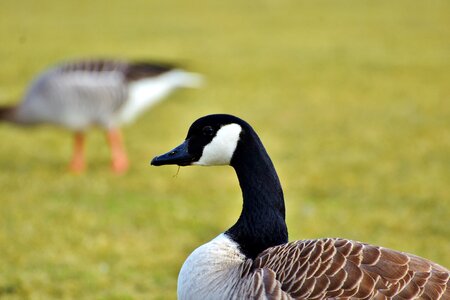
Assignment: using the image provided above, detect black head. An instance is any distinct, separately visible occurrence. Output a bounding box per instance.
[151,114,250,167]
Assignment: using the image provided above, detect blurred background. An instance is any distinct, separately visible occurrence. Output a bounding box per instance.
[0,0,449,299]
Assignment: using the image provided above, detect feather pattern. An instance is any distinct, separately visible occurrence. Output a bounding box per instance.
[178,235,449,299]
[240,238,450,299]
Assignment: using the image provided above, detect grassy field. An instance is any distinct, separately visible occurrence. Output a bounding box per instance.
[0,0,449,299]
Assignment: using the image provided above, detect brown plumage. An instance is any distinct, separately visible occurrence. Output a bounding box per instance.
[243,238,449,299]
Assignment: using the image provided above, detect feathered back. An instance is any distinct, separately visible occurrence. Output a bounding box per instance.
[57,59,177,82]
[245,238,449,299]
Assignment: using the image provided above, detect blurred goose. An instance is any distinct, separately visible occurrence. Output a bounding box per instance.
[151,114,449,299]
[0,59,202,173]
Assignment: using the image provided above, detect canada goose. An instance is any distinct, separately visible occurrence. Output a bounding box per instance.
[151,114,449,299]
[0,59,202,173]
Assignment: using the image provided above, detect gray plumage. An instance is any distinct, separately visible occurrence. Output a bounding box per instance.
[2,59,202,129]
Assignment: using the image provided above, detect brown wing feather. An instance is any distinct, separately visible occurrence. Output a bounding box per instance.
[248,238,449,299]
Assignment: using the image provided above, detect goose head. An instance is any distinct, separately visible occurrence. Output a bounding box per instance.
[151,114,247,167]
[151,114,287,260]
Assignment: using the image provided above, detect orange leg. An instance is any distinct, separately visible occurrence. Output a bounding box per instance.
[107,128,129,174]
[70,132,86,173]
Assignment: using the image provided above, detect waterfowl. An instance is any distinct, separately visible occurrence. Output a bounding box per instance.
[0,59,202,173]
[151,114,449,300]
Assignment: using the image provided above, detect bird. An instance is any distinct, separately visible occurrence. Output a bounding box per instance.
[151,114,449,300]
[0,59,202,173]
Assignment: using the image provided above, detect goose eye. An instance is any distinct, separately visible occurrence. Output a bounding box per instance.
[202,126,214,136]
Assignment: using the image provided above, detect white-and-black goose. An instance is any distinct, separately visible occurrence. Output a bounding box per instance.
[0,59,202,173]
[151,114,449,300]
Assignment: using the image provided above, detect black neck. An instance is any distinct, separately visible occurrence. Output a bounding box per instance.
[225,129,288,259]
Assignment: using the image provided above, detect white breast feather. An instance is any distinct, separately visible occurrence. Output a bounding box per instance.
[178,233,246,300]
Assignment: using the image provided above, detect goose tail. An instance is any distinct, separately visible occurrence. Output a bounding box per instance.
[0,105,17,123]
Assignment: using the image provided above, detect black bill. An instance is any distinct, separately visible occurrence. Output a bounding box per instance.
[151,140,194,166]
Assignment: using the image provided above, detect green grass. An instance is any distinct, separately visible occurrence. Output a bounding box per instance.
[0,0,449,298]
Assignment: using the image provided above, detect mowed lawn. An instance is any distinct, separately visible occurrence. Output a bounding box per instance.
[0,0,449,299]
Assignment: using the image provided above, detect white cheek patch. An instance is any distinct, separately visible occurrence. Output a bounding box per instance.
[194,123,242,166]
